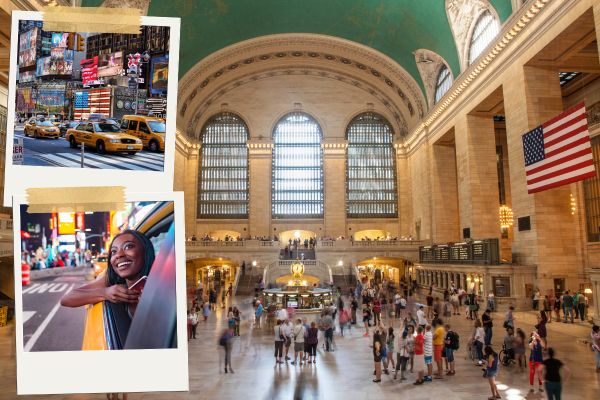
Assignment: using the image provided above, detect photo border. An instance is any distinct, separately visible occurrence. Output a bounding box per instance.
[3,11,180,206]
[13,191,189,395]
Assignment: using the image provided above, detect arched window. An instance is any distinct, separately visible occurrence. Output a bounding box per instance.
[197,113,249,218]
[434,65,452,104]
[346,113,397,218]
[272,112,323,218]
[468,10,500,65]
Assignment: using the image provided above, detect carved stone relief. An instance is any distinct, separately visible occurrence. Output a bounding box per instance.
[414,49,453,110]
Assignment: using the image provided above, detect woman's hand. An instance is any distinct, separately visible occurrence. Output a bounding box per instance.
[104,285,140,303]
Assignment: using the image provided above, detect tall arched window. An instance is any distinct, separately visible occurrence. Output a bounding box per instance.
[468,10,500,65]
[434,65,452,104]
[272,112,323,218]
[197,113,249,218]
[346,113,397,218]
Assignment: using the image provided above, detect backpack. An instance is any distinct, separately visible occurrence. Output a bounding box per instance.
[449,331,460,350]
[219,334,227,346]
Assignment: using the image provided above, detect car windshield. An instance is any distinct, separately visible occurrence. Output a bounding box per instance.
[70,122,79,127]
[38,121,54,127]
[148,121,166,133]
[94,123,122,133]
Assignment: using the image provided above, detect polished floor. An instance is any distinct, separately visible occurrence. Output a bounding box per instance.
[0,293,599,399]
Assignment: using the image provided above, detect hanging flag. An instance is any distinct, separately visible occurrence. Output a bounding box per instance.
[522,102,596,194]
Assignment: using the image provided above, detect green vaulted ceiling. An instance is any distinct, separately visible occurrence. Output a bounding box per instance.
[83,0,512,93]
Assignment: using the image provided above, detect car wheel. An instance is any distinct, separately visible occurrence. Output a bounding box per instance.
[96,140,106,154]
[69,136,78,149]
[149,140,159,152]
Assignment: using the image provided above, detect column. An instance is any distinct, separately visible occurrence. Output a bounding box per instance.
[503,65,583,291]
[248,141,273,238]
[430,142,460,242]
[178,139,199,238]
[397,151,413,236]
[590,269,600,325]
[454,114,500,240]
[323,141,347,238]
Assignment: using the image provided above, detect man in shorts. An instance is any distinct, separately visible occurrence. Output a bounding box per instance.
[291,318,306,365]
[413,326,426,385]
[424,324,434,381]
[432,319,445,379]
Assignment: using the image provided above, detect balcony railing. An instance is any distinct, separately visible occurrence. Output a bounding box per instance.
[186,239,279,248]
[317,239,428,249]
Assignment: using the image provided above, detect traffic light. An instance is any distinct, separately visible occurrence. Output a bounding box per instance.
[76,34,85,52]
[66,33,74,50]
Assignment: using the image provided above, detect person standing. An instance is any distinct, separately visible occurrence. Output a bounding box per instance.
[306,321,319,363]
[533,289,540,311]
[255,300,264,328]
[535,311,548,347]
[322,311,334,351]
[542,348,570,400]
[577,291,586,322]
[219,326,234,373]
[487,292,495,312]
[417,305,427,329]
[484,345,500,400]
[202,301,210,322]
[529,331,545,394]
[291,318,306,366]
[350,296,358,324]
[562,291,574,323]
[504,305,515,329]
[424,324,434,381]
[190,308,198,339]
[373,298,382,326]
[373,332,383,383]
[514,328,527,372]
[553,294,561,323]
[282,319,293,360]
[432,319,445,379]
[232,306,241,336]
[363,304,372,337]
[274,319,285,365]
[413,326,426,385]
[482,309,493,346]
[473,319,485,365]
[394,329,409,381]
[591,325,600,373]
[444,324,458,375]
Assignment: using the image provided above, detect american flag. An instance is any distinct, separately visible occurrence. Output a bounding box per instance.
[73,88,111,120]
[523,102,596,194]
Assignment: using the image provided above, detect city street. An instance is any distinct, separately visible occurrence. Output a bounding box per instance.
[14,124,165,171]
[22,272,89,352]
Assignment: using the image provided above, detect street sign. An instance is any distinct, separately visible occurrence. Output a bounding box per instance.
[13,138,23,165]
[128,77,137,90]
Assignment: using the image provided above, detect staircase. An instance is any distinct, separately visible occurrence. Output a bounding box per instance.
[235,271,260,296]
[280,248,316,260]
[332,273,357,292]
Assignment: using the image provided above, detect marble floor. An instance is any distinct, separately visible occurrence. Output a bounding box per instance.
[0,294,599,400]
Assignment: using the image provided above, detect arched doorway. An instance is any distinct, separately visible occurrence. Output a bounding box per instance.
[356,257,407,288]
[187,257,239,291]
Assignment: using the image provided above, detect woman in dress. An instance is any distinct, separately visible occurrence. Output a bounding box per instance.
[484,345,501,400]
[514,328,527,372]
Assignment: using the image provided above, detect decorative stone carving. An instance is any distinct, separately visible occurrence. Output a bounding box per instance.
[414,49,453,110]
[445,0,499,71]
[101,0,151,15]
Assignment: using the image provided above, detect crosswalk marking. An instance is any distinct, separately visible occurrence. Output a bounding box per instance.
[37,152,164,171]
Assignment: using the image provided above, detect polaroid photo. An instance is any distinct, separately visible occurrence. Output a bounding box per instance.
[13,191,188,394]
[3,11,180,206]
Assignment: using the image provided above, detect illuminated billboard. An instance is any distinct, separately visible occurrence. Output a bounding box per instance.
[36,49,74,76]
[18,27,40,68]
[51,33,69,48]
[150,56,168,95]
[80,56,99,86]
[97,51,124,77]
[57,212,75,235]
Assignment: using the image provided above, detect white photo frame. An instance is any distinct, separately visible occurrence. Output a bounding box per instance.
[3,11,180,206]
[13,191,189,395]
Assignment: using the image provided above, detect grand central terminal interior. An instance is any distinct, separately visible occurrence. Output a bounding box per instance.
[1,0,600,399]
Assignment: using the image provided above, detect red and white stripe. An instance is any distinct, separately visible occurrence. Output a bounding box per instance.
[525,102,596,194]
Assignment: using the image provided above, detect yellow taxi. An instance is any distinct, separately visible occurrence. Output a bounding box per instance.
[65,121,143,155]
[24,118,61,139]
[120,115,166,152]
[92,255,108,278]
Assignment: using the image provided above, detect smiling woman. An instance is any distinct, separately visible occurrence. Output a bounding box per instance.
[60,229,156,349]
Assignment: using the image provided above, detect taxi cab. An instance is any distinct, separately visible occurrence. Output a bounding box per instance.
[82,201,176,350]
[65,121,143,155]
[120,115,166,152]
[24,118,60,139]
[92,255,108,278]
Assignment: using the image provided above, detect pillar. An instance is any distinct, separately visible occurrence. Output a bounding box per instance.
[397,152,413,236]
[248,142,272,238]
[503,65,583,292]
[323,142,347,238]
[454,114,501,240]
[590,269,600,325]
[430,141,460,242]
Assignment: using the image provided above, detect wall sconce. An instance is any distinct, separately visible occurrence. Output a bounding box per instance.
[337,260,343,266]
[474,276,480,283]
[466,275,472,282]
[570,193,576,215]
[499,205,514,228]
